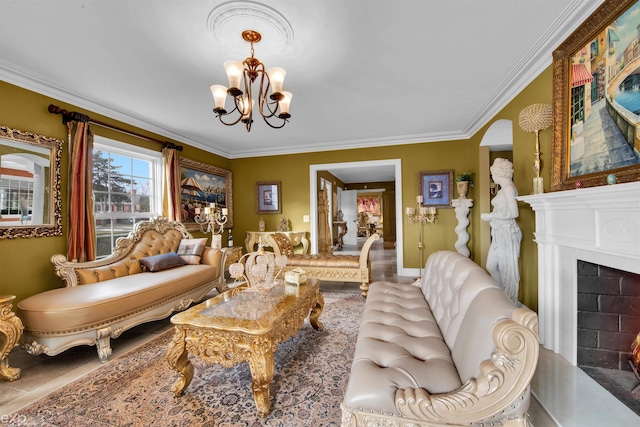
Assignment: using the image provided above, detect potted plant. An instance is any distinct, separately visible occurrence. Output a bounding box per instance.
[455,170,474,199]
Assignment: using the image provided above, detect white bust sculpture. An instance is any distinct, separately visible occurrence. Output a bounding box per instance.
[481,158,522,303]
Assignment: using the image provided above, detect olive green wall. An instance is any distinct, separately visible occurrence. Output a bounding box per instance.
[1,65,552,311]
[466,66,553,309]
[231,139,476,270]
[0,81,228,304]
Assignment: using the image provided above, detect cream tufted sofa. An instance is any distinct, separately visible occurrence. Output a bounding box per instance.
[268,232,379,297]
[17,217,226,363]
[341,250,539,427]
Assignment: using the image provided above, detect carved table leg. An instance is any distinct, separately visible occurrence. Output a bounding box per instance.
[166,327,194,396]
[248,338,275,417]
[310,293,324,330]
[0,295,23,381]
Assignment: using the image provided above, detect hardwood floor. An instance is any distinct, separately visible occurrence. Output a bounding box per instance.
[2,238,557,426]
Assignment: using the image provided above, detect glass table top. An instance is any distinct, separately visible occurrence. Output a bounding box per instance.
[170,279,319,332]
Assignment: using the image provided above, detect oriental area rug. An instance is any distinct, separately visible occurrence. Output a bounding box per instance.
[6,291,364,427]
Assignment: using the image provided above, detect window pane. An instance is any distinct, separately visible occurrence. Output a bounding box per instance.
[96,234,113,259]
[133,177,151,195]
[114,218,135,228]
[134,195,151,213]
[133,158,151,178]
[92,139,161,259]
[109,153,132,175]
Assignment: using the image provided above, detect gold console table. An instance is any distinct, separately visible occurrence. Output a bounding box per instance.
[1,295,23,381]
[332,221,348,250]
[244,231,309,254]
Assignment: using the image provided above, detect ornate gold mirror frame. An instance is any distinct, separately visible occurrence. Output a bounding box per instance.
[0,125,62,239]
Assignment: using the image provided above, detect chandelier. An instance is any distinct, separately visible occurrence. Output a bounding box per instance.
[210,30,292,132]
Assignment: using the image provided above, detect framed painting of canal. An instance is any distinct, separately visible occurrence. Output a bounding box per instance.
[552,0,640,191]
[179,158,233,231]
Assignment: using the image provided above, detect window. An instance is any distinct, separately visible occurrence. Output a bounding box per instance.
[0,177,33,218]
[93,136,162,258]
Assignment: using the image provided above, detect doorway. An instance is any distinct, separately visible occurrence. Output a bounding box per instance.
[309,159,405,275]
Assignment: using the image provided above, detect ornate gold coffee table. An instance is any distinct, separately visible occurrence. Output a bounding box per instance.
[166,280,324,417]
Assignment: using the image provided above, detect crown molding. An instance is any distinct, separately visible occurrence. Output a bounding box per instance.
[0,60,233,158]
[1,1,605,160]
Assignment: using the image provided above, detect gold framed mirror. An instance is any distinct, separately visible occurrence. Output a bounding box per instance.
[0,125,62,239]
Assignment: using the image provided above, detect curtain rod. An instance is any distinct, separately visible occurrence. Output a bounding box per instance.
[47,104,183,151]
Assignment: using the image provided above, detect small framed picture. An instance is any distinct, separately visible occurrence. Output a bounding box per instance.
[256,181,281,214]
[419,170,453,208]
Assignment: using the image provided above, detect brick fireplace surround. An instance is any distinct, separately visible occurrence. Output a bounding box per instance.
[519,181,640,426]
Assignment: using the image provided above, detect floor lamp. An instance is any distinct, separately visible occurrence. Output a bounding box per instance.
[405,195,437,281]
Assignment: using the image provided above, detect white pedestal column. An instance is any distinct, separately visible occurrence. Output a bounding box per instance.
[452,198,473,257]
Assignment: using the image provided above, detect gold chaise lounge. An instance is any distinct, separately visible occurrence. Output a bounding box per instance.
[17,217,226,362]
[268,232,379,297]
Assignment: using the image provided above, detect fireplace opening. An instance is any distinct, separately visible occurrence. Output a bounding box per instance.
[577,260,640,416]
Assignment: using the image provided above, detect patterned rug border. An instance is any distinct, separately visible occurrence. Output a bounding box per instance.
[6,291,365,427]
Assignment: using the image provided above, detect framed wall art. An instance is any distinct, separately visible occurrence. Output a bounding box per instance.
[419,169,453,208]
[256,181,281,214]
[552,0,640,190]
[357,196,380,215]
[179,157,233,230]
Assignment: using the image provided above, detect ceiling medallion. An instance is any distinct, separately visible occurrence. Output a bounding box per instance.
[207,2,294,55]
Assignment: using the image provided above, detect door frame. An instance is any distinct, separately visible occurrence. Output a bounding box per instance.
[309,159,404,274]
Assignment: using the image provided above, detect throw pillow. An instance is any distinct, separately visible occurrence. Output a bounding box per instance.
[177,238,208,265]
[140,252,185,272]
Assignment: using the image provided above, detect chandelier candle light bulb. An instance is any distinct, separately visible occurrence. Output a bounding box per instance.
[211,85,228,112]
[267,67,286,96]
[223,60,244,93]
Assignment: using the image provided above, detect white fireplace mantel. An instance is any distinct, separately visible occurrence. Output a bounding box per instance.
[518,181,640,365]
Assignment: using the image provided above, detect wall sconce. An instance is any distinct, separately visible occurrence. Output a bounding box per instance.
[405,195,437,280]
[194,202,228,248]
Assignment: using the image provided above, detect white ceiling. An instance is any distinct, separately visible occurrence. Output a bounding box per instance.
[1,0,605,168]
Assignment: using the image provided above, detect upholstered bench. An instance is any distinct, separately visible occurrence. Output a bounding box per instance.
[341,250,539,427]
[268,233,379,297]
[18,217,226,363]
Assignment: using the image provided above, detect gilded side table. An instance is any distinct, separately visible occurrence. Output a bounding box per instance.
[1,295,23,381]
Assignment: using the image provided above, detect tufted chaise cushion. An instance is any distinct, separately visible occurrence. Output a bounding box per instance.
[271,232,360,268]
[75,229,183,285]
[18,263,216,334]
